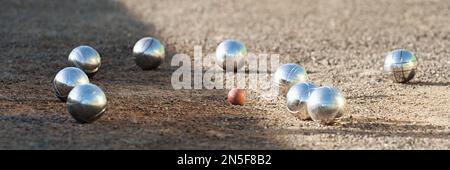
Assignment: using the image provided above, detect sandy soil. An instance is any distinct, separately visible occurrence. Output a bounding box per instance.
[0,0,450,149]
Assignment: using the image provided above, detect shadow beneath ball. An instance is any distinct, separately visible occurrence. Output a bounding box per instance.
[71,109,106,124]
[408,81,450,87]
[86,71,98,78]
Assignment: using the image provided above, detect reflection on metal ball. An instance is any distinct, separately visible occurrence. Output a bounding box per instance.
[67,83,107,123]
[286,82,316,120]
[384,49,418,83]
[52,67,90,102]
[307,86,345,125]
[273,63,308,95]
[215,39,247,71]
[133,37,165,70]
[68,45,101,77]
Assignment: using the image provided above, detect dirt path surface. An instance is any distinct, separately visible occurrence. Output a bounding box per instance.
[1,0,450,149]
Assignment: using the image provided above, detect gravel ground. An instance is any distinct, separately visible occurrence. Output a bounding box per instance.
[0,0,450,149]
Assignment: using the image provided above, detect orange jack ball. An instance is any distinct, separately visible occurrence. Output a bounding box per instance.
[227,88,246,105]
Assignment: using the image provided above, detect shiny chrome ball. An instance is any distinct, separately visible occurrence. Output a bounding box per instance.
[68,45,101,77]
[133,37,165,70]
[307,86,346,125]
[384,49,418,83]
[67,83,107,123]
[52,67,90,102]
[215,39,247,71]
[273,63,308,95]
[286,82,316,120]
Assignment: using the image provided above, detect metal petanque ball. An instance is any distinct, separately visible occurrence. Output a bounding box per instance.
[67,83,107,123]
[52,67,90,102]
[307,86,346,125]
[384,49,418,83]
[273,63,308,95]
[286,82,316,120]
[215,39,247,71]
[68,45,101,77]
[133,37,165,70]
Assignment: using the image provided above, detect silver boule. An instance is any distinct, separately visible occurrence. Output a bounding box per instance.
[67,83,107,123]
[52,67,90,102]
[273,63,308,95]
[307,86,346,125]
[215,39,247,71]
[68,45,101,77]
[286,82,316,120]
[384,49,418,83]
[133,37,165,70]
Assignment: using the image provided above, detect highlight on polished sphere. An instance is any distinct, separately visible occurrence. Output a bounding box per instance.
[286,82,316,120]
[68,45,101,77]
[67,83,107,123]
[215,39,247,71]
[52,67,90,102]
[273,63,308,95]
[383,49,418,83]
[133,37,165,70]
[307,86,346,125]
